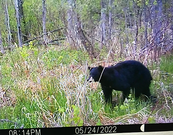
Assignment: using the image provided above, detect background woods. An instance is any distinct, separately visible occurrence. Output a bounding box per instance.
[0,0,173,128]
[0,0,173,61]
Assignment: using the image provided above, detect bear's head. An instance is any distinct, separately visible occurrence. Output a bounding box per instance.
[87,65,104,82]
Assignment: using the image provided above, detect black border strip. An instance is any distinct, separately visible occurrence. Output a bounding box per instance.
[0,123,172,135]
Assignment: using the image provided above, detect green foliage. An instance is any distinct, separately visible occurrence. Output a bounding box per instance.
[160,55,173,74]
[148,117,156,123]
[153,0,157,5]
[1,46,173,128]
[0,45,88,128]
[159,55,173,86]
[0,93,42,128]
[42,47,88,69]
[70,105,83,126]
[96,118,102,126]
[0,0,173,128]
[111,95,148,117]
[18,46,29,59]
[88,88,104,113]
[77,0,100,21]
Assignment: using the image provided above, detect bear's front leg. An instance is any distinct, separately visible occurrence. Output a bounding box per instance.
[101,85,113,104]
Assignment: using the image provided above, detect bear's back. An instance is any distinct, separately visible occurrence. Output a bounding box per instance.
[113,60,152,81]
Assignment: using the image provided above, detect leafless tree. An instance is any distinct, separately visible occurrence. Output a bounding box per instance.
[100,0,107,49]
[66,0,97,59]
[42,0,48,47]
[0,27,5,54]
[76,16,97,60]
[143,0,148,48]
[66,0,78,48]
[108,0,113,42]
[4,0,12,49]
[14,0,23,47]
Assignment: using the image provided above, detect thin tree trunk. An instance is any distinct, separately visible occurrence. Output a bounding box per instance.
[0,27,5,54]
[156,0,163,59]
[100,0,107,49]
[108,0,113,42]
[14,0,23,47]
[124,7,129,57]
[144,0,148,47]
[151,0,163,61]
[170,1,173,40]
[42,0,48,47]
[133,0,138,54]
[155,0,163,45]
[4,0,12,49]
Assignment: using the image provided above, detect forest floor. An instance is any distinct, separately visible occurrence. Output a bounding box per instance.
[0,44,173,128]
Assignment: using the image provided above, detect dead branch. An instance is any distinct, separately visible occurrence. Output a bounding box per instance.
[21,28,64,44]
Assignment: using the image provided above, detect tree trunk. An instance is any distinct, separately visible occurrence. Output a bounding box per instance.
[133,0,139,55]
[124,7,129,57]
[170,1,173,40]
[144,0,148,47]
[76,16,97,60]
[152,0,163,61]
[18,0,28,41]
[0,27,5,54]
[14,0,23,47]
[42,0,48,47]
[100,0,107,49]
[4,0,12,49]
[66,0,78,48]
[108,0,113,42]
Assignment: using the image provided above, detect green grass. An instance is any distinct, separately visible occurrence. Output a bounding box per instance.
[0,44,173,129]
[160,55,173,73]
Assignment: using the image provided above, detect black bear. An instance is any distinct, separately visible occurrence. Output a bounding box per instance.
[87,60,152,104]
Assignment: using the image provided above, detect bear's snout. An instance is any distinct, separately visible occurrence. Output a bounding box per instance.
[87,76,94,82]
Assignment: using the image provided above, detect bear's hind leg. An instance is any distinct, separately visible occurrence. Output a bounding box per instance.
[142,87,151,101]
[143,88,151,97]
[133,84,142,100]
[135,83,151,101]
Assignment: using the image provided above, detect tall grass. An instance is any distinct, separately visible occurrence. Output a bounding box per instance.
[0,44,173,129]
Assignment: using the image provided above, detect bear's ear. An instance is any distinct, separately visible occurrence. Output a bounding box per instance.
[98,65,103,71]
